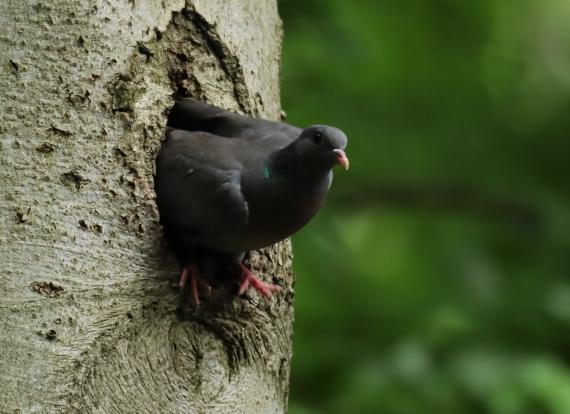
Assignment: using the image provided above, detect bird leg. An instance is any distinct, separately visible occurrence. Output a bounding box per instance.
[237,263,280,298]
[179,264,211,306]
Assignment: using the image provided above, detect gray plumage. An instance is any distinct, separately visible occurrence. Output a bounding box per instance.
[155,98,348,298]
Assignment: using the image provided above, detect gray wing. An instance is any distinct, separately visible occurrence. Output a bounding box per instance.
[155,129,249,239]
[167,98,301,143]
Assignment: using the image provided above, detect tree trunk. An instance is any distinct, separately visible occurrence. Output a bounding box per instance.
[0,1,293,412]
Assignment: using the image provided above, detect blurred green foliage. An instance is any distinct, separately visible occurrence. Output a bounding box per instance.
[278,0,570,413]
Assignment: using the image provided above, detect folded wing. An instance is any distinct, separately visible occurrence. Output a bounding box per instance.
[155,129,249,240]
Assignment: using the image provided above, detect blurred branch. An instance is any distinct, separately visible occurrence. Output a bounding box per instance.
[333,184,543,229]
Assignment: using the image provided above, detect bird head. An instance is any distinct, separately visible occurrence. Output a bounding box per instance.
[293,125,349,171]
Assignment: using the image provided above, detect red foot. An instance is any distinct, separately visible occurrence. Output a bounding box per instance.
[179,265,211,306]
[238,263,280,298]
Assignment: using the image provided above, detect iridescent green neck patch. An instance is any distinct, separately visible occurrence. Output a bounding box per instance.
[262,165,272,180]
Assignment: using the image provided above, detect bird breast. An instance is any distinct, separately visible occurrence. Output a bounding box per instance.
[238,171,332,250]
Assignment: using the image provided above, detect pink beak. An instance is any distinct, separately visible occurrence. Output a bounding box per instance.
[333,149,349,170]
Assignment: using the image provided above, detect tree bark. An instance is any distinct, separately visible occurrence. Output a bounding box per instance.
[0,1,293,413]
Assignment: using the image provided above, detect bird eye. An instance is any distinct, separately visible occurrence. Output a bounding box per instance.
[313,130,322,144]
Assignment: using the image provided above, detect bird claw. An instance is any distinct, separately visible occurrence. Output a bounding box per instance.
[179,263,279,305]
[238,263,280,298]
[178,265,211,306]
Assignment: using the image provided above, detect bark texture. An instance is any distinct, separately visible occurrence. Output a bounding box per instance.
[0,1,293,412]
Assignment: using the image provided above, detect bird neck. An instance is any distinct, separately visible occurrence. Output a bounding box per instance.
[269,146,295,175]
[268,148,331,184]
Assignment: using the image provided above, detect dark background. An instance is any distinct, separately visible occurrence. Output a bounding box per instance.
[278,1,570,413]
